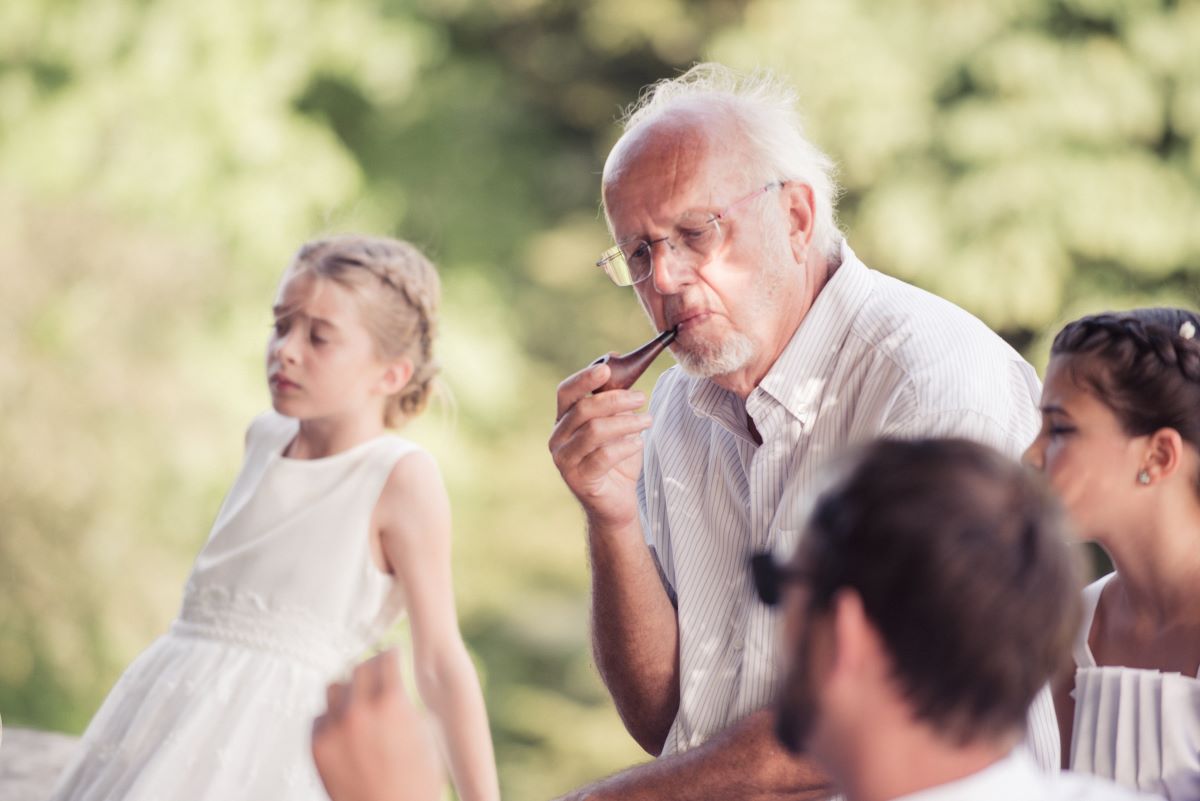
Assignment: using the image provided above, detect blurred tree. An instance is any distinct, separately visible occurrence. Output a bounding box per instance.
[2,0,1197,799]
[714,0,1200,344]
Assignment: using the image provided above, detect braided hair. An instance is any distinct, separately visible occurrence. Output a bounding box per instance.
[1051,308,1200,464]
[290,235,441,428]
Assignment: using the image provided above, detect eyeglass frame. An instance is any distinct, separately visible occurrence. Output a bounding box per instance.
[596,180,787,287]
[750,550,813,607]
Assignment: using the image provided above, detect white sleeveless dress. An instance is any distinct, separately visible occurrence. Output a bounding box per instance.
[1070,572,1200,800]
[50,412,420,801]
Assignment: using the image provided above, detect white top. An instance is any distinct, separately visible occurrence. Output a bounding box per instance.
[1070,573,1200,800]
[889,750,1157,801]
[50,412,419,800]
[638,241,1058,766]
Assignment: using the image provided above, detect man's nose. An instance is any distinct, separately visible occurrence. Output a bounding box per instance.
[650,239,695,295]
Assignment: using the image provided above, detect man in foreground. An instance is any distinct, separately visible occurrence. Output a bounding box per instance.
[759,438,1154,800]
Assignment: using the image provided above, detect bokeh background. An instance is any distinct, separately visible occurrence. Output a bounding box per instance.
[2,0,1199,798]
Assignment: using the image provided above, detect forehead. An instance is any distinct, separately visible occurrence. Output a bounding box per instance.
[1042,355,1118,418]
[274,271,362,323]
[602,111,756,230]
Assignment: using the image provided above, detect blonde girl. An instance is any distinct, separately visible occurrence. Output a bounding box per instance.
[51,236,499,801]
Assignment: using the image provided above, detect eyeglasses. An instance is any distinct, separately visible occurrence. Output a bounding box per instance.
[750,551,811,607]
[597,181,785,287]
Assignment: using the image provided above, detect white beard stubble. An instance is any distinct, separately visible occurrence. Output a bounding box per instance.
[672,256,790,379]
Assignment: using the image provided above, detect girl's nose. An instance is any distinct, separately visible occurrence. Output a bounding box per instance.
[274,329,301,363]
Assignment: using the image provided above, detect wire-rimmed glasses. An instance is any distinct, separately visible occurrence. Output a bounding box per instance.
[596,181,785,287]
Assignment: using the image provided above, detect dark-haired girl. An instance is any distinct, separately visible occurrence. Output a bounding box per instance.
[1024,308,1200,800]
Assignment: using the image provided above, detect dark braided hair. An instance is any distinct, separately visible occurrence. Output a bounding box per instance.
[1051,309,1200,472]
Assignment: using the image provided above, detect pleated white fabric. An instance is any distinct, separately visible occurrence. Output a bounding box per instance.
[50,411,418,801]
[1071,573,1200,800]
[638,240,1061,769]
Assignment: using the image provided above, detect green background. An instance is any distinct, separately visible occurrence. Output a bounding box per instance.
[2,1,1198,798]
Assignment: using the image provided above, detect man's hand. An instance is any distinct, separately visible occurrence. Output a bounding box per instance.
[550,359,680,753]
[549,360,652,529]
[312,649,442,801]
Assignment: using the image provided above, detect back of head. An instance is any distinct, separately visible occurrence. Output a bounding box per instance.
[289,235,441,428]
[799,438,1081,744]
[617,63,842,260]
[1051,308,1200,489]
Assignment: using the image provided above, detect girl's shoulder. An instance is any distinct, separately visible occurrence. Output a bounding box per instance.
[375,445,448,531]
[370,432,429,462]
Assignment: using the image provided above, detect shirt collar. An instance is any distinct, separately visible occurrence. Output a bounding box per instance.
[888,750,1042,801]
[686,239,875,430]
[757,240,874,421]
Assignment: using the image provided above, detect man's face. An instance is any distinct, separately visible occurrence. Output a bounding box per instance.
[775,614,820,753]
[774,572,822,754]
[601,115,805,382]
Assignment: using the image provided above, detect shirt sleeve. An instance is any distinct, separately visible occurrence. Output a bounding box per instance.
[880,358,1042,461]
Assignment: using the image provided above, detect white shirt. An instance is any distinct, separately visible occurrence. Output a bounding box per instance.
[638,241,1057,761]
[889,751,1158,801]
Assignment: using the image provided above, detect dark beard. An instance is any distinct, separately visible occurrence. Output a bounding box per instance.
[774,625,818,754]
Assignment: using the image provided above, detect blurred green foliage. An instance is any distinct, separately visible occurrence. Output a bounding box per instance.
[1,0,1197,798]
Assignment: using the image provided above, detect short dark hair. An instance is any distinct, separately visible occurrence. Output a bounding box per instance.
[796,438,1081,744]
[1051,308,1200,492]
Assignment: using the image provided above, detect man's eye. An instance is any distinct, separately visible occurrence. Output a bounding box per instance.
[680,225,715,244]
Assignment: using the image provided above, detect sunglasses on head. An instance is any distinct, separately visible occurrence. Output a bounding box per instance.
[750,550,812,606]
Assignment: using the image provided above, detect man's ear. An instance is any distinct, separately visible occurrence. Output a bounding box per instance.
[377,358,415,396]
[782,181,817,262]
[829,588,874,682]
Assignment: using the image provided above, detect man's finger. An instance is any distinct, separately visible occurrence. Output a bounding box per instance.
[325,681,349,719]
[555,362,611,420]
[550,389,649,457]
[363,649,393,698]
[373,648,400,693]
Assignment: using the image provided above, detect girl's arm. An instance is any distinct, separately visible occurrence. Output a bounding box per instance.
[375,451,500,801]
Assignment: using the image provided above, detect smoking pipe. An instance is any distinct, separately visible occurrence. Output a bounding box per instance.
[592,326,678,392]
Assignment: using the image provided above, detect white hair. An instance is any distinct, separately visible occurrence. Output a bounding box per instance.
[619,63,843,260]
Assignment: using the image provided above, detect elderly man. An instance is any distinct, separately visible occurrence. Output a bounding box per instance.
[759,438,1154,800]
[548,64,1057,800]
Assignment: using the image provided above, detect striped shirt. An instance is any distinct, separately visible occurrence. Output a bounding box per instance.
[637,241,1059,767]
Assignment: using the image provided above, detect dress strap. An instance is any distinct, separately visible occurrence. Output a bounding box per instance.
[1074,572,1116,667]
[246,410,299,458]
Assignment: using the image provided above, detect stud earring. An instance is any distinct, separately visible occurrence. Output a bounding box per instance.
[1137,470,1152,485]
